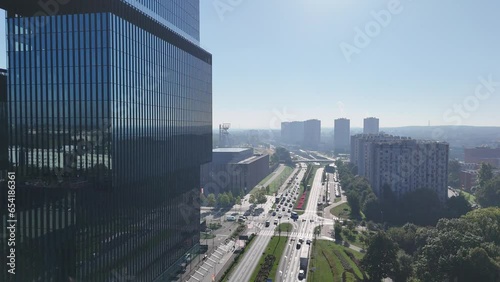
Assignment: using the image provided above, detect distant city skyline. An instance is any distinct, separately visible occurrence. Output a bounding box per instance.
[2,1,500,129]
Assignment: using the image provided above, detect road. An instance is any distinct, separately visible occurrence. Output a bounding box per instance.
[277,167,335,282]
[227,164,308,282]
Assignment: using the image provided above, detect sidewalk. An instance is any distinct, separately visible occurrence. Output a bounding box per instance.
[185,239,236,282]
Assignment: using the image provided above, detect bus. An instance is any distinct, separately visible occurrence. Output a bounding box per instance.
[291,211,298,220]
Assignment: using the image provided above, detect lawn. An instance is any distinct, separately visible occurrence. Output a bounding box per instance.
[201,232,215,239]
[267,166,294,195]
[459,190,477,205]
[251,165,294,195]
[308,240,366,282]
[249,236,288,281]
[277,222,293,233]
[330,203,352,219]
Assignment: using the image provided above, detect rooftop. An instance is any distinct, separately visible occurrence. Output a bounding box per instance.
[213,148,251,153]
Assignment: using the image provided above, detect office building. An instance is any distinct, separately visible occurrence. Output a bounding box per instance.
[200,148,270,196]
[363,117,379,134]
[334,118,350,153]
[281,119,321,149]
[1,1,212,281]
[464,147,500,167]
[364,139,449,201]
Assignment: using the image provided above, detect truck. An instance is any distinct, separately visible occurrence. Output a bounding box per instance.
[299,243,310,279]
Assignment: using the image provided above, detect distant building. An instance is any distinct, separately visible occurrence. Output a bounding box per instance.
[334,118,350,153]
[201,148,270,196]
[280,119,321,149]
[460,170,478,191]
[464,147,500,167]
[303,119,321,149]
[363,117,379,134]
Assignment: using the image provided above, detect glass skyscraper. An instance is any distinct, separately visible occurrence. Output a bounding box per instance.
[0,0,212,281]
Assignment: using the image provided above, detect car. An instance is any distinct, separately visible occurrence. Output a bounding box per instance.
[274,219,278,225]
[298,270,305,280]
[302,218,306,222]
[310,219,314,222]
[299,238,304,243]
[265,220,270,227]
[272,211,276,216]
[288,209,291,213]
[278,213,283,218]
[289,204,293,208]
[306,239,311,245]
[296,242,301,249]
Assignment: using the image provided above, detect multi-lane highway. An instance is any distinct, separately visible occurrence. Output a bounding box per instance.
[277,167,327,281]
[227,164,308,282]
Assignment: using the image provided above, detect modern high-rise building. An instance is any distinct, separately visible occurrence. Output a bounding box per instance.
[281,119,321,149]
[0,1,212,281]
[351,135,449,202]
[334,118,350,153]
[363,117,379,134]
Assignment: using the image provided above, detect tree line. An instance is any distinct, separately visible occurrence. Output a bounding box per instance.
[361,208,500,281]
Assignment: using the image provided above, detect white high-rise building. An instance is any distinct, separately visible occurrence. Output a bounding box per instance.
[351,134,449,202]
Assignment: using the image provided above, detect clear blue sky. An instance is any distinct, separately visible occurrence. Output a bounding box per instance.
[1,1,499,129]
[199,0,500,129]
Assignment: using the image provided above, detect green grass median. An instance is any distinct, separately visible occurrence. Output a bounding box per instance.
[308,240,366,282]
[249,236,288,281]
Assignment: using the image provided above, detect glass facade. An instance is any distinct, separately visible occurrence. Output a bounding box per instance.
[123,0,200,42]
[1,1,212,281]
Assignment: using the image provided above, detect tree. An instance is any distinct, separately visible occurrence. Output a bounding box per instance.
[361,231,399,282]
[478,163,494,188]
[200,193,208,206]
[444,194,472,218]
[363,194,382,221]
[476,175,500,207]
[398,189,443,226]
[334,222,343,241]
[347,191,361,216]
[218,193,230,207]
[448,160,461,188]
[227,191,234,205]
[271,147,292,164]
[249,194,256,205]
[392,251,414,282]
[235,196,242,206]
[207,193,216,207]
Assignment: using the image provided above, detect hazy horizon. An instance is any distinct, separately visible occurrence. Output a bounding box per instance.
[199,0,500,129]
